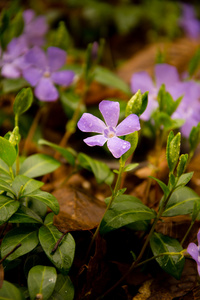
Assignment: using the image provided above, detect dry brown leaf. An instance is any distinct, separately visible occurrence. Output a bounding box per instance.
[133,279,153,300]
[53,186,106,232]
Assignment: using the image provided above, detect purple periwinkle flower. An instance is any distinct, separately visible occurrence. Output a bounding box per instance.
[0,37,28,78]
[187,229,200,275]
[22,9,48,47]
[131,63,182,121]
[179,4,200,39]
[77,100,140,158]
[23,46,75,101]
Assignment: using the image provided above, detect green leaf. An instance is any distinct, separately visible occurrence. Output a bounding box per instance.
[93,66,131,94]
[150,232,185,279]
[9,205,43,224]
[0,158,11,178]
[189,122,200,154]
[27,198,47,220]
[123,163,139,172]
[28,265,57,300]
[0,280,25,300]
[0,178,14,195]
[163,186,200,217]
[78,152,114,185]
[39,213,75,274]
[38,139,76,166]
[49,274,75,300]
[166,131,181,173]
[1,78,28,93]
[60,88,84,118]
[153,111,184,131]
[29,190,59,215]
[48,20,72,51]
[121,131,139,163]
[11,175,44,198]
[100,195,156,234]
[1,226,39,261]
[176,154,188,177]
[158,84,182,116]
[188,48,200,76]
[0,136,17,166]
[0,195,20,225]
[149,176,170,196]
[19,154,61,178]
[176,172,193,188]
[13,87,33,116]
[125,90,148,117]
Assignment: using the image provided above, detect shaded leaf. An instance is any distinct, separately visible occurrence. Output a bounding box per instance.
[9,205,43,224]
[29,190,59,215]
[0,137,17,167]
[49,274,74,300]
[0,280,25,300]
[0,195,19,225]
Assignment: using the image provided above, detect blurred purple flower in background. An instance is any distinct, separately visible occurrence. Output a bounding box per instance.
[0,37,28,78]
[131,64,182,121]
[22,9,48,47]
[179,3,200,39]
[23,46,75,101]
[77,100,140,158]
[187,229,200,276]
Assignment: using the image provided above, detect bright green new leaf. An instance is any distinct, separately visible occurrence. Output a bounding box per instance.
[13,87,33,116]
[189,122,200,154]
[125,90,148,117]
[28,190,59,215]
[39,213,75,274]
[166,131,181,173]
[1,226,39,261]
[0,195,19,225]
[162,186,200,217]
[38,139,76,166]
[0,280,25,300]
[100,194,156,234]
[28,265,57,300]
[0,136,17,166]
[49,274,75,300]
[123,163,139,172]
[19,153,61,178]
[176,154,188,177]
[121,131,138,163]
[11,175,44,198]
[150,232,184,280]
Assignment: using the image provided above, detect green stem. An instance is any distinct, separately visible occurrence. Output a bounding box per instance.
[181,220,195,246]
[9,166,14,181]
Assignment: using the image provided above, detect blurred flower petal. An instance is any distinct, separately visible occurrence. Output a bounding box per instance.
[51,70,74,86]
[47,47,66,72]
[35,77,59,101]
[155,64,179,88]
[131,71,154,94]
[25,47,47,69]
[23,67,42,86]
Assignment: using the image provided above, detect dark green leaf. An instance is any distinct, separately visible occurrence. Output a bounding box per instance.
[149,176,169,196]
[163,186,200,217]
[13,88,33,116]
[0,195,19,225]
[0,280,25,300]
[0,178,14,195]
[121,131,139,163]
[39,213,75,274]
[19,154,61,178]
[28,265,57,300]
[29,190,59,215]
[0,136,17,166]
[150,232,185,279]
[100,195,156,233]
[9,205,43,224]
[49,274,74,300]
[1,226,39,261]
[11,175,44,198]
[78,152,114,185]
[38,139,76,166]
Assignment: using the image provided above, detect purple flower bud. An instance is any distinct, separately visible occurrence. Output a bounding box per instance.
[77,100,140,158]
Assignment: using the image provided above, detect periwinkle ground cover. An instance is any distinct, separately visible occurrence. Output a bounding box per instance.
[0,2,200,299]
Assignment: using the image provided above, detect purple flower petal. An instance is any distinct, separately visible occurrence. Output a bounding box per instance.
[187,242,198,262]
[27,16,48,36]
[6,37,28,58]
[99,100,120,127]
[78,113,106,133]
[131,71,154,94]
[35,77,58,101]
[23,9,35,24]
[51,70,74,86]
[107,137,130,158]
[155,64,180,89]
[47,47,66,72]
[25,47,47,69]
[116,114,140,136]
[1,63,21,78]
[23,67,42,86]
[197,229,200,246]
[83,135,107,147]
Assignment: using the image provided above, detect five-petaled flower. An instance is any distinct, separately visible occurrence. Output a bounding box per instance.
[23,46,75,101]
[77,100,140,158]
[187,229,200,276]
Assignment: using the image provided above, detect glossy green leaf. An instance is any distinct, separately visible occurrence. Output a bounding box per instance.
[166,131,181,173]
[27,198,47,220]
[163,186,200,217]
[125,90,148,117]
[0,158,11,178]
[176,154,188,177]
[121,131,138,163]
[19,154,61,178]
[38,139,76,166]
[100,195,156,234]
[78,152,114,185]
[0,136,17,166]
[0,178,14,195]
[9,205,43,224]
[189,122,200,153]
[39,213,75,274]
[0,195,19,225]
[28,265,57,300]
[93,66,131,94]
[11,175,44,198]
[0,280,25,300]
[150,232,184,279]
[1,226,39,261]
[29,190,59,215]
[149,176,170,196]
[49,274,75,300]
[176,172,193,188]
[13,87,33,116]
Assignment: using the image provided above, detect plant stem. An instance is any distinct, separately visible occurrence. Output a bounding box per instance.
[181,220,195,246]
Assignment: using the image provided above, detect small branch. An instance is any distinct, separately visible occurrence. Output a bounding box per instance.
[0,244,21,264]
[51,232,68,254]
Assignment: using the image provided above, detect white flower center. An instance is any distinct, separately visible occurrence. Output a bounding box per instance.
[104,126,116,139]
